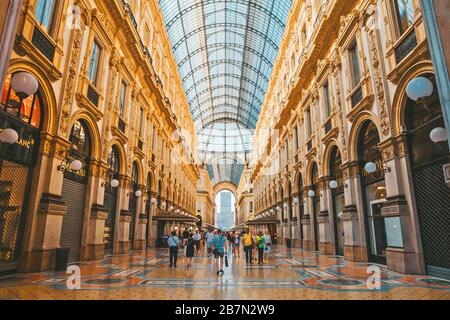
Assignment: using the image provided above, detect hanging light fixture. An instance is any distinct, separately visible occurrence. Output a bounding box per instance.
[329,180,338,189]
[70,159,83,171]
[308,190,315,197]
[10,72,39,100]
[0,128,19,144]
[364,162,377,174]
[406,77,433,101]
[429,127,448,143]
[110,179,120,188]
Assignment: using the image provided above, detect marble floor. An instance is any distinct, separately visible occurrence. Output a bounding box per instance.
[0,245,449,300]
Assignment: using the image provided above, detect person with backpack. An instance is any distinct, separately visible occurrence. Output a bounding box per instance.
[167,231,180,268]
[212,229,227,275]
[256,231,266,264]
[242,229,253,264]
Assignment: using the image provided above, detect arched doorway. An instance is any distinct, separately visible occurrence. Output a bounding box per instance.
[129,162,139,247]
[288,182,293,219]
[0,73,43,268]
[404,74,450,277]
[103,146,120,254]
[310,162,320,251]
[215,190,236,231]
[358,121,387,264]
[329,147,345,256]
[61,120,91,263]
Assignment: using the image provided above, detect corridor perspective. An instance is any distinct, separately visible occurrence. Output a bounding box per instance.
[0,0,449,301]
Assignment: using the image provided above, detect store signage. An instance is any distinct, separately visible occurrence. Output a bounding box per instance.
[0,114,38,166]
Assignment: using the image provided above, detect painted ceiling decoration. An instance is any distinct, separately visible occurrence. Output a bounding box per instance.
[159,0,292,185]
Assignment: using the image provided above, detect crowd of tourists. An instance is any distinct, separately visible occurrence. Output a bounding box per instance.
[166,227,273,275]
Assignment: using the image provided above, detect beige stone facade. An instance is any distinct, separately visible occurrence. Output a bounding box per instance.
[251,0,449,276]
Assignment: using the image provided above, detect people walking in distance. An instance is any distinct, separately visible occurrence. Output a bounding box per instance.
[231,231,241,257]
[263,230,272,261]
[242,229,253,264]
[193,230,201,253]
[212,229,227,275]
[186,233,195,268]
[168,231,180,268]
[182,227,190,253]
[256,231,266,264]
[205,228,215,257]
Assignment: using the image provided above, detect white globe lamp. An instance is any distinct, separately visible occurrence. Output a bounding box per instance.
[0,128,19,144]
[70,159,82,171]
[364,162,377,174]
[110,179,119,188]
[406,77,433,101]
[329,180,338,189]
[308,190,315,197]
[135,190,142,197]
[11,72,39,99]
[430,127,448,143]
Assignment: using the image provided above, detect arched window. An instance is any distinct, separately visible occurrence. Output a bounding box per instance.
[1,73,43,129]
[66,120,90,182]
[131,162,139,191]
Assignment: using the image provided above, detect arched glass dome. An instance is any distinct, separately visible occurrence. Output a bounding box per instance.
[159,0,292,185]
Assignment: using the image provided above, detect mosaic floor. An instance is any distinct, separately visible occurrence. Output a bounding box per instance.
[0,245,449,300]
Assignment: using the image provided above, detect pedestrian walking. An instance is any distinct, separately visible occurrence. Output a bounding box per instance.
[263,230,272,260]
[212,229,227,275]
[193,230,201,253]
[167,231,180,268]
[186,233,195,268]
[242,229,253,264]
[205,228,215,257]
[256,231,266,264]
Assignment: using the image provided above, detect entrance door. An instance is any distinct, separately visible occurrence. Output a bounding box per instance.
[332,192,345,256]
[313,198,320,251]
[367,199,387,264]
[103,187,117,254]
[129,194,137,247]
[61,177,86,263]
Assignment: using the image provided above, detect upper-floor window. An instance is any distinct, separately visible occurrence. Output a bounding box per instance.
[348,41,361,88]
[118,80,127,116]
[323,81,331,118]
[138,107,144,137]
[88,40,101,84]
[285,138,289,161]
[294,125,299,151]
[35,0,56,31]
[394,0,415,35]
[306,108,312,137]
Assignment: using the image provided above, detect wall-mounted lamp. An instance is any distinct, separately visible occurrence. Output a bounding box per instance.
[0,128,19,144]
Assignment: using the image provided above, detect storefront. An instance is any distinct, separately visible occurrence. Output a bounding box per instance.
[330,147,345,256]
[247,216,279,237]
[358,121,387,264]
[154,213,197,248]
[0,73,42,271]
[404,74,450,278]
[60,120,91,263]
[103,146,120,254]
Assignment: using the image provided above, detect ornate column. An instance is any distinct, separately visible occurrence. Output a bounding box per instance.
[301,194,313,251]
[117,176,132,254]
[341,161,366,261]
[317,177,333,255]
[378,135,425,274]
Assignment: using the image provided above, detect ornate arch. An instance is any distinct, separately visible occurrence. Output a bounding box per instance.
[305,157,319,186]
[7,59,58,134]
[348,111,382,162]
[391,60,435,136]
[130,157,144,185]
[70,110,101,161]
[108,139,127,176]
[322,138,341,177]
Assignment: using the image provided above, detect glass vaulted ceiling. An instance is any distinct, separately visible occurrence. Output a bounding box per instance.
[159,0,292,186]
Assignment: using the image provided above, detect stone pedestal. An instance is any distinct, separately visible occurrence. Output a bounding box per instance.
[83,204,107,261]
[301,216,313,250]
[19,193,67,272]
[341,205,366,262]
[117,210,131,254]
[317,211,334,255]
[134,214,148,250]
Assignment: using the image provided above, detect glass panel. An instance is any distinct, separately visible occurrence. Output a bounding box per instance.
[88,40,101,83]
[35,0,55,31]
[395,0,415,35]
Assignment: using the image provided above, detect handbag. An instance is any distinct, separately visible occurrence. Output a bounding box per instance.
[225,255,229,267]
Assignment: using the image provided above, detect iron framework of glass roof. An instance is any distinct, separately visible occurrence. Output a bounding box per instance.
[159,0,292,186]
